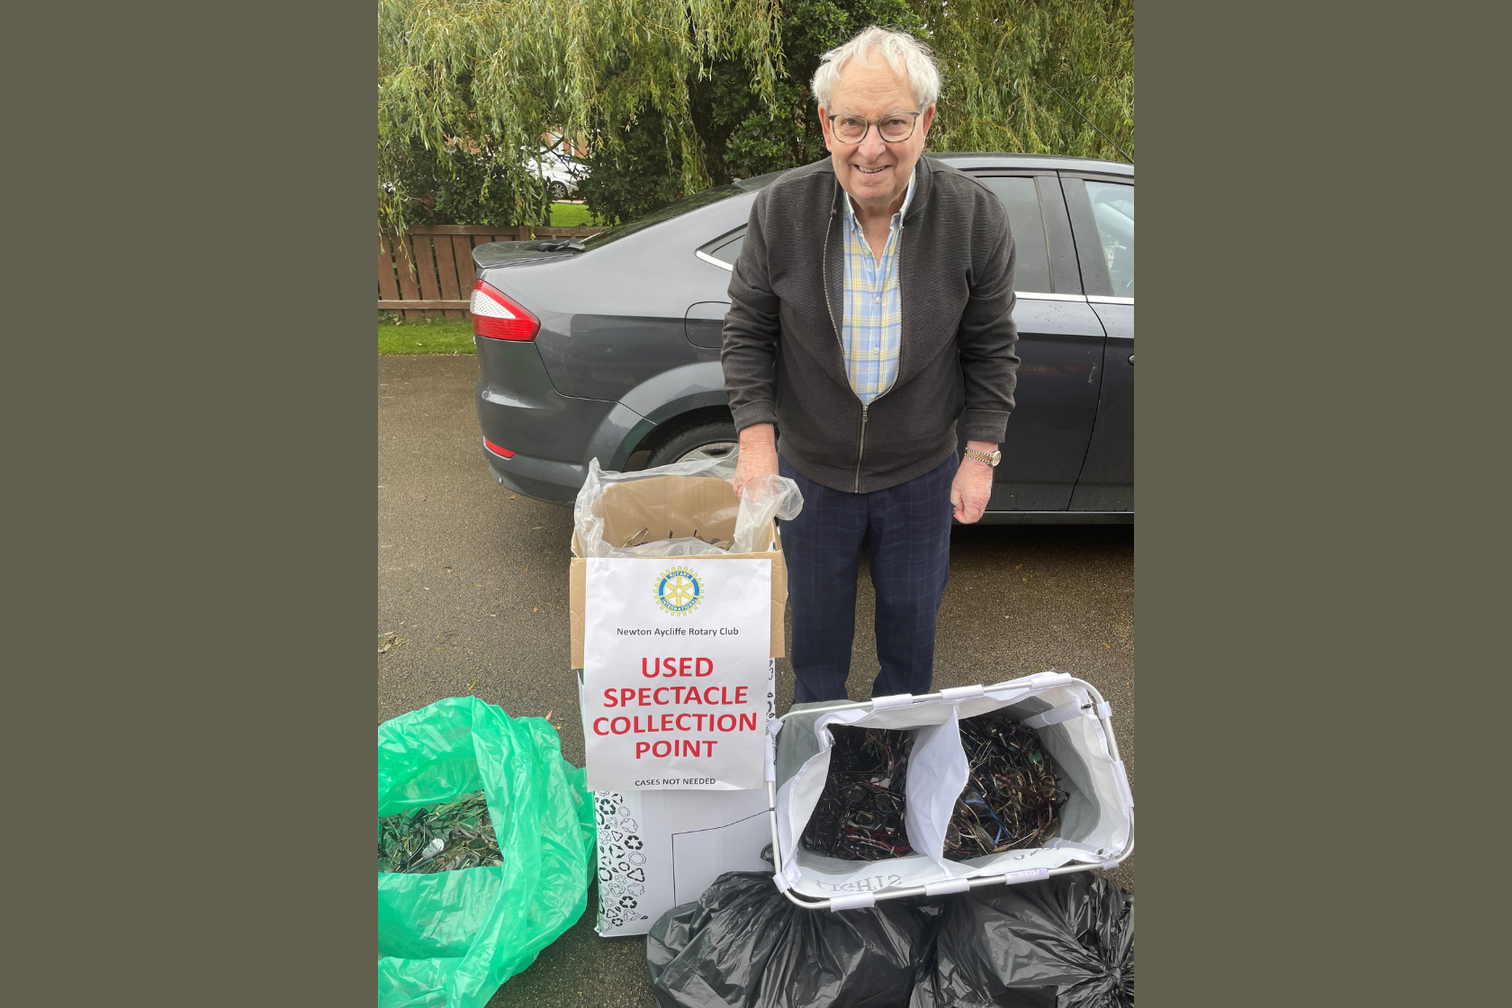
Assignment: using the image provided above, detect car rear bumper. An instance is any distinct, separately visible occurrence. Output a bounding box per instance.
[484,451,582,505]
[473,338,619,505]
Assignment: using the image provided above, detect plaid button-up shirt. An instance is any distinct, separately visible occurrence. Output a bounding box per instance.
[840,169,916,405]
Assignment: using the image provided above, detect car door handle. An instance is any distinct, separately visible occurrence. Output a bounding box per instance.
[1127,355,1133,365]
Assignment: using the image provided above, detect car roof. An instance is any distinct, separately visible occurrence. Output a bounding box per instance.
[932,152,1132,175]
[731,153,1131,191]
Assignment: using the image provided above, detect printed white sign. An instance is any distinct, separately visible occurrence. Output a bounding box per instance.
[582,557,771,791]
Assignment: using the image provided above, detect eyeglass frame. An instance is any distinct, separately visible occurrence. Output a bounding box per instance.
[825,110,924,144]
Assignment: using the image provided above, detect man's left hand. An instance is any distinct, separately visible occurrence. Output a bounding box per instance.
[951,442,998,524]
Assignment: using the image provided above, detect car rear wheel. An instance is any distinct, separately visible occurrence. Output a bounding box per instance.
[647,421,739,467]
[549,181,569,201]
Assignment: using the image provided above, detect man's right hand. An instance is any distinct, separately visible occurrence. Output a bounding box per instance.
[732,422,778,498]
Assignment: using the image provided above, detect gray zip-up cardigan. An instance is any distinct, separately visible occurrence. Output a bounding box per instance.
[721,155,1020,494]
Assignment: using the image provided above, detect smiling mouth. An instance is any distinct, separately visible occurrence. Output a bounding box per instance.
[855,165,891,174]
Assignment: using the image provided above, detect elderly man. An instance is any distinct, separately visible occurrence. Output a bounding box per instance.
[721,26,1020,704]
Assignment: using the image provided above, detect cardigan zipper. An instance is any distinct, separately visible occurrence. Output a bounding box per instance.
[851,213,903,492]
[822,207,841,351]
[823,201,873,490]
[855,404,869,492]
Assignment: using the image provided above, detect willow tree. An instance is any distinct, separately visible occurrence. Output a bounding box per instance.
[919,0,1134,162]
[585,0,925,222]
[377,0,1133,230]
[673,0,1132,194]
[378,0,782,233]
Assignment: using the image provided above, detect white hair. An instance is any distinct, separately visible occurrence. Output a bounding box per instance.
[810,26,941,110]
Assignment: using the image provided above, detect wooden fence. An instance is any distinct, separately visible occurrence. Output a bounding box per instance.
[378,224,608,321]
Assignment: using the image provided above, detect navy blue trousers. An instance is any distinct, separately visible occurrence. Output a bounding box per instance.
[778,454,957,704]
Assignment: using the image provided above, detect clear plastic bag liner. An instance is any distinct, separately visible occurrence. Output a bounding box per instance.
[574,456,802,558]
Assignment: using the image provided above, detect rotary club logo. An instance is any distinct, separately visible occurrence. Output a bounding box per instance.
[653,567,704,616]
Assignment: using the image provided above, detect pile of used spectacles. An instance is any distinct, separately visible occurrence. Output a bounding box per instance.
[377,790,503,874]
[945,713,1069,859]
[801,725,915,860]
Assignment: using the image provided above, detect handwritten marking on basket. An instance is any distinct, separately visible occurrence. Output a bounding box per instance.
[815,874,905,892]
[653,567,704,616]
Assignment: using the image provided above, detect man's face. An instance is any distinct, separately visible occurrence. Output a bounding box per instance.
[818,54,935,215]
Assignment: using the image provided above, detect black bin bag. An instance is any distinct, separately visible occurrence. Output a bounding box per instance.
[910,873,1133,1008]
[646,871,943,1008]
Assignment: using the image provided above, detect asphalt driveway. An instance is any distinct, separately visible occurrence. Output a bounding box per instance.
[378,354,1134,1007]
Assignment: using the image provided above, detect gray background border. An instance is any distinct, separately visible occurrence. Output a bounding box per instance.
[9,1,1505,1005]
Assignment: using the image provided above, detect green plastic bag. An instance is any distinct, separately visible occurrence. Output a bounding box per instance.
[378,698,595,1008]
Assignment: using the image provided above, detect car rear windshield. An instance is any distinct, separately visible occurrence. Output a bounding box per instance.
[582,185,745,250]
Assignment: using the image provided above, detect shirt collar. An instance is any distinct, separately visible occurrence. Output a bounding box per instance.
[844,168,917,228]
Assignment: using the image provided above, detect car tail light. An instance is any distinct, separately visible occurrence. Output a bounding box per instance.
[470,280,540,341]
[484,438,515,459]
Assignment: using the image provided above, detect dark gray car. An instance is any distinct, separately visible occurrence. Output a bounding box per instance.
[470,154,1133,523]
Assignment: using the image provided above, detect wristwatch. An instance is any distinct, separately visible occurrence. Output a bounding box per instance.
[963,448,1002,467]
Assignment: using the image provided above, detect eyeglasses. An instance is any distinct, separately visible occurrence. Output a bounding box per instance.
[827,111,923,144]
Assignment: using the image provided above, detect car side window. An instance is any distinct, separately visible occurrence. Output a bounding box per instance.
[973,176,1053,294]
[699,175,1064,289]
[701,231,744,266]
[1085,181,1133,298]
[585,184,745,250]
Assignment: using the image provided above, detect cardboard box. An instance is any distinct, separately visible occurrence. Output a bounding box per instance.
[594,786,774,937]
[570,475,788,667]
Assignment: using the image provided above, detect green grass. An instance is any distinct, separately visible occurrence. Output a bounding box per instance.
[550,201,602,226]
[378,317,476,355]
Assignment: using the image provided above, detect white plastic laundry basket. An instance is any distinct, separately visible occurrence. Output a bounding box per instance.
[762,671,1134,910]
